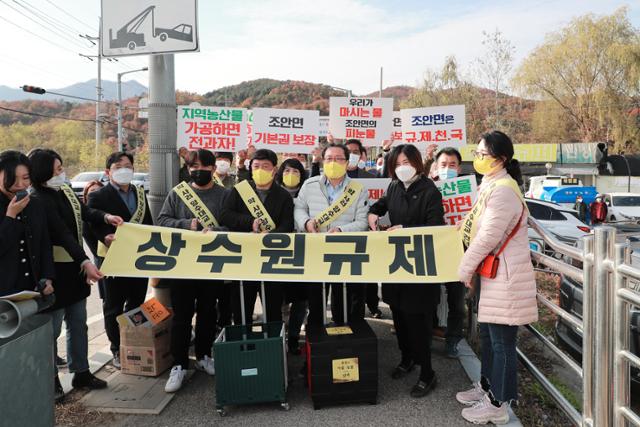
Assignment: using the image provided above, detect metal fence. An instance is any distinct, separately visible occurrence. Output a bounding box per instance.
[518,219,640,427]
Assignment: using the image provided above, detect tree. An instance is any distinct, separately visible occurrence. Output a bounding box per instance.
[476,29,515,129]
[513,7,640,150]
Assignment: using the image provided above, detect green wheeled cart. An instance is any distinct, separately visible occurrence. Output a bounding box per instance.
[213,281,289,416]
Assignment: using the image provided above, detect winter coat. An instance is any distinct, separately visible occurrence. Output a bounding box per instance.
[458,169,538,325]
[369,175,445,313]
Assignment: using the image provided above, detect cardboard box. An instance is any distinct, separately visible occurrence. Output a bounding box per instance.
[119,317,173,377]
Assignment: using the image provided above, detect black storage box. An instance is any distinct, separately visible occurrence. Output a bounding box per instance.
[305,320,378,409]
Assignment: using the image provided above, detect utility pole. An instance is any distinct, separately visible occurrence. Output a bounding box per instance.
[80,18,103,168]
[147,54,177,219]
[379,66,383,98]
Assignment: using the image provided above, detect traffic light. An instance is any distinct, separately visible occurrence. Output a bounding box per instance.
[21,85,46,95]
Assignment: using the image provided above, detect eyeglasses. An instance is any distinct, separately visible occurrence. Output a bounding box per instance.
[473,151,492,160]
[324,157,347,163]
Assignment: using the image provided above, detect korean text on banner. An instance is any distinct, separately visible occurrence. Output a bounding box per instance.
[252,108,319,154]
[319,117,330,138]
[435,176,478,226]
[353,178,391,226]
[459,144,558,163]
[391,111,403,143]
[101,223,463,284]
[401,105,466,149]
[177,106,247,153]
[329,97,393,146]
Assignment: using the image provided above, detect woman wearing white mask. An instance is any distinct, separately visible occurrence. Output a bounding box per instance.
[368,144,445,398]
[28,149,123,400]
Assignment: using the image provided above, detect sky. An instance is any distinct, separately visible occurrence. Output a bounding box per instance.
[0,0,638,96]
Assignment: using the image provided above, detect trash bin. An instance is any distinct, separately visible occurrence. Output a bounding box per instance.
[0,314,54,427]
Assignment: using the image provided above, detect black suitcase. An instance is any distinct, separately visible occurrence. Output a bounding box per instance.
[305,283,378,409]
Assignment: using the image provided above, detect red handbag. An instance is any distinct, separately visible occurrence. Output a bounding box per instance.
[476,209,525,279]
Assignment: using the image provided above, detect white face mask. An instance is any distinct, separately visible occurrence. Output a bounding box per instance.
[112,168,134,185]
[46,172,66,190]
[348,153,360,168]
[357,160,366,169]
[437,168,458,181]
[395,165,416,182]
[216,160,230,175]
[244,159,251,169]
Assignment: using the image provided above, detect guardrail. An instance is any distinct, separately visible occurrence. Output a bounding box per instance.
[509,219,640,427]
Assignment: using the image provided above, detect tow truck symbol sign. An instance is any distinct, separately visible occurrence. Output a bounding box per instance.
[109,6,194,51]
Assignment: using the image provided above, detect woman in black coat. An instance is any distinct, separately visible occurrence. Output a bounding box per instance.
[0,150,55,296]
[28,149,122,396]
[368,144,445,398]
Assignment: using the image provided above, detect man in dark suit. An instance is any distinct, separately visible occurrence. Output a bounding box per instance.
[88,152,153,368]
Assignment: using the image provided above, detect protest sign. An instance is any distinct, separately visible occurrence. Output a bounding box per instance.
[401,105,466,149]
[177,106,247,152]
[319,117,330,138]
[391,111,403,142]
[353,178,391,226]
[435,175,478,226]
[329,97,393,146]
[101,223,463,284]
[459,143,558,162]
[252,108,319,153]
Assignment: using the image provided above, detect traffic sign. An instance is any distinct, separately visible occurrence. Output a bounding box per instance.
[101,0,199,57]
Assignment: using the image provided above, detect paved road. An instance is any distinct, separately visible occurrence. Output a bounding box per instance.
[108,308,473,427]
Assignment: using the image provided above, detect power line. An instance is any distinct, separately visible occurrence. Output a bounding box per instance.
[0,14,79,55]
[13,0,85,40]
[43,0,96,33]
[0,0,87,50]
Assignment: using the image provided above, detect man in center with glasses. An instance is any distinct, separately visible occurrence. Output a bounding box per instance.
[294,143,370,329]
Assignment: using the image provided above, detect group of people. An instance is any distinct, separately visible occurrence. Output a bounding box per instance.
[0,129,537,425]
[573,193,609,225]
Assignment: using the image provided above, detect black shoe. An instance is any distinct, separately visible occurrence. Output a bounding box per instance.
[71,371,108,390]
[369,309,383,319]
[410,375,437,398]
[55,355,68,367]
[54,375,65,403]
[391,361,415,379]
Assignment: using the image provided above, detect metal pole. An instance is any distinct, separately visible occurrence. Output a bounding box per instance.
[322,283,327,326]
[147,54,177,220]
[342,283,347,325]
[613,242,629,427]
[95,18,102,169]
[117,72,123,152]
[582,235,595,426]
[260,281,267,324]
[379,67,383,98]
[593,227,615,427]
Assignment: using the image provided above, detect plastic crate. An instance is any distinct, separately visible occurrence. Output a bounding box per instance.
[213,321,288,414]
[306,320,378,409]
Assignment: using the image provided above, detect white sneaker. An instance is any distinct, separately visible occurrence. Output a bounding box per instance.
[461,394,509,425]
[165,366,186,393]
[195,355,216,376]
[456,381,486,405]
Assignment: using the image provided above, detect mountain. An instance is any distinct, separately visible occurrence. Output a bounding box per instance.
[0,79,148,102]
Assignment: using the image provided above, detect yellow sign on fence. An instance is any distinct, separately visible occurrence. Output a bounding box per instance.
[101,223,463,283]
[460,144,558,163]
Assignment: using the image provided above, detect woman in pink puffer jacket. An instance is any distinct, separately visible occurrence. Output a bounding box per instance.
[455,131,538,425]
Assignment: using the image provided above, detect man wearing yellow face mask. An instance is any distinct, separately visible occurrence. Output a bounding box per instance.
[221,149,294,324]
[294,143,370,328]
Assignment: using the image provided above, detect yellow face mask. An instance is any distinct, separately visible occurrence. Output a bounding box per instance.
[283,173,301,189]
[323,162,347,180]
[473,156,501,176]
[252,168,274,186]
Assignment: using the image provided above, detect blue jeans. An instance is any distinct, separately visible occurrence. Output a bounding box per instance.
[480,322,519,403]
[51,298,89,374]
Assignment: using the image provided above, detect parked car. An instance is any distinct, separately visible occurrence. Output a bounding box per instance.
[556,235,640,383]
[526,198,591,249]
[70,171,107,197]
[132,172,150,192]
[601,193,640,222]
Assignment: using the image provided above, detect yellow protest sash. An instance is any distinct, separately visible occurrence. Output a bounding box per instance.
[234,180,277,232]
[213,174,224,187]
[53,184,83,263]
[101,222,463,284]
[315,180,363,229]
[172,181,220,228]
[98,185,146,257]
[461,177,525,248]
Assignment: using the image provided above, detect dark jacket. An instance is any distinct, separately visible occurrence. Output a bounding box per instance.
[179,163,191,184]
[221,180,294,233]
[30,186,107,309]
[87,183,154,245]
[369,175,445,313]
[0,194,55,296]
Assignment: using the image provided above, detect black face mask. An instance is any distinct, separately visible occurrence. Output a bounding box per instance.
[190,169,212,186]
